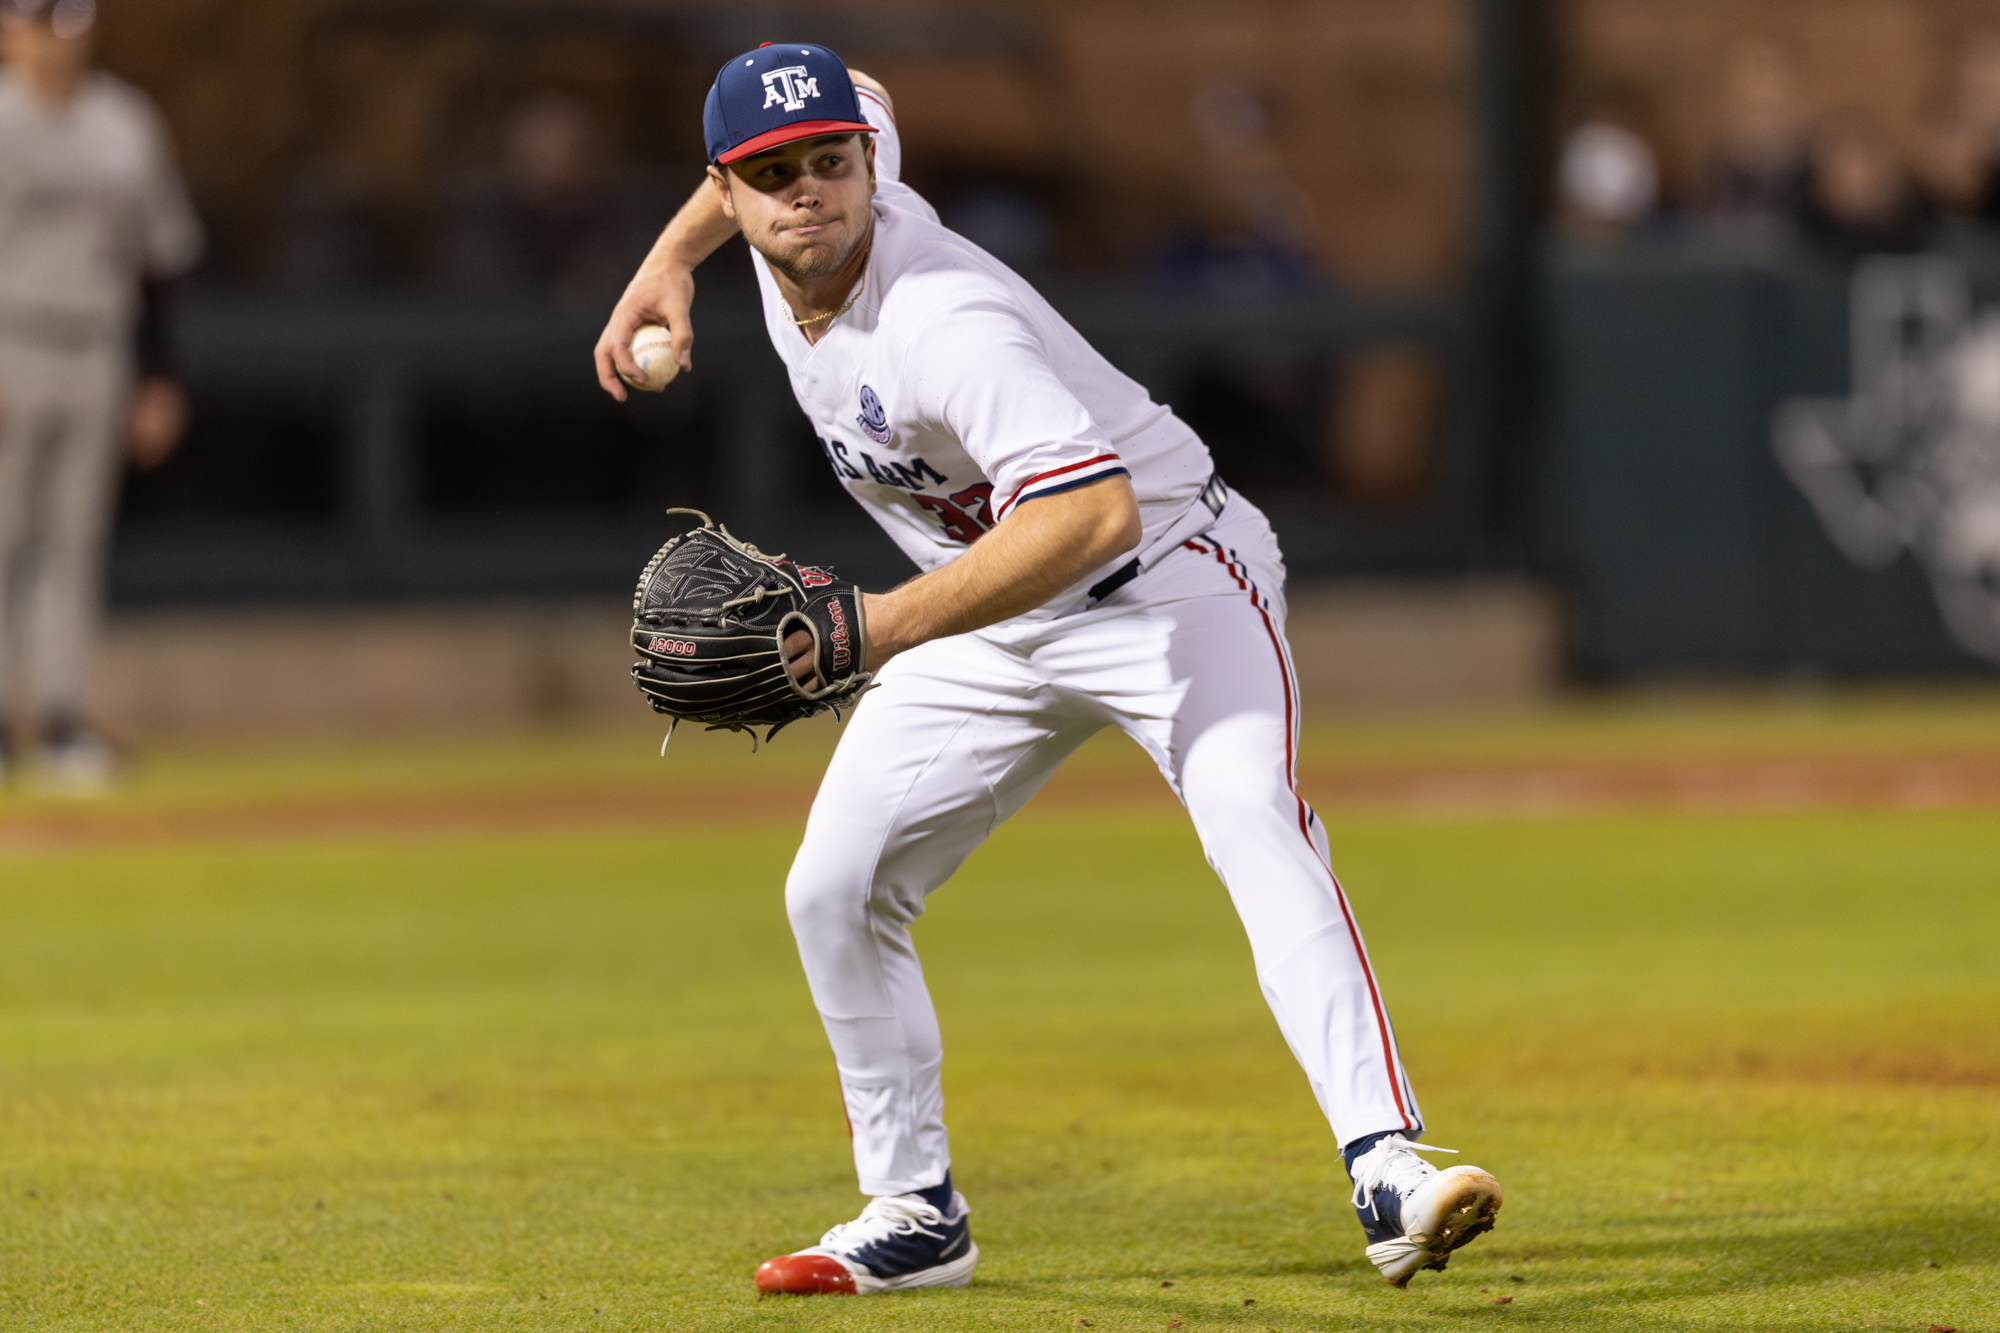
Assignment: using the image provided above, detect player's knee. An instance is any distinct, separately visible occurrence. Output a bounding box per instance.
[784,859,867,941]
[1185,773,1291,838]
[1179,714,1293,829]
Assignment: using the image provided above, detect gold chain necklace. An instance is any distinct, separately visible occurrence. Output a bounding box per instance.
[782,256,868,327]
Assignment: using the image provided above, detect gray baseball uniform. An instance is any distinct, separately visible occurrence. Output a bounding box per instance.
[0,66,201,722]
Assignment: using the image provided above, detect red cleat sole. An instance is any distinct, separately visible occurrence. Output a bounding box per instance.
[755,1253,857,1295]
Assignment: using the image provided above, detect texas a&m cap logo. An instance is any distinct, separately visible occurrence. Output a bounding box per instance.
[761,66,819,112]
[703,43,876,166]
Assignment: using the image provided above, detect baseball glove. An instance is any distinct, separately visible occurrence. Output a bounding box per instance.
[629,510,872,746]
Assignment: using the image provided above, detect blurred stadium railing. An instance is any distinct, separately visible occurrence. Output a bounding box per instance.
[116,282,1477,605]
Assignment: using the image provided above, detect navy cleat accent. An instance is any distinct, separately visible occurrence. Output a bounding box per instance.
[754,1186,977,1295]
[1348,1135,1503,1287]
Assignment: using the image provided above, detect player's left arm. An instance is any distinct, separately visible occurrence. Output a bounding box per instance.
[785,475,1140,685]
[129,98,204,470]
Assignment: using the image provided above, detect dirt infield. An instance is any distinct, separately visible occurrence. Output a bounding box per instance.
[4,748,1999,853]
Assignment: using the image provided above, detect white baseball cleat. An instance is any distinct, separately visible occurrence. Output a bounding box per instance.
[754,1189,977,1295]
[35,722,117,795]
[1349,1135,1503,1287]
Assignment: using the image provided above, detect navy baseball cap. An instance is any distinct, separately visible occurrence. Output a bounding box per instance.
[703,43,876,166]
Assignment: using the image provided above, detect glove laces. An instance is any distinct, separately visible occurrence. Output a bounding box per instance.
[819,1193,953,1251]
[1350,1137,1458,1218]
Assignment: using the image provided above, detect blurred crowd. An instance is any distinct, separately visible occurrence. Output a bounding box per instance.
[274,88,671,302]
[267,75,1322,304]
[1558,35,2000,259]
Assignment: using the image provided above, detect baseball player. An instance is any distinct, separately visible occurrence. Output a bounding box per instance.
[0,0,202,785]
[595,44,1502,1295]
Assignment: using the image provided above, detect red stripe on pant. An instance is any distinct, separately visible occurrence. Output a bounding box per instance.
[1184,538,1413,1132]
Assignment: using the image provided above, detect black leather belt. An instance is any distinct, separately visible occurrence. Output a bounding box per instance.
[1087,474,1228,603]
[1087,558,1141,603]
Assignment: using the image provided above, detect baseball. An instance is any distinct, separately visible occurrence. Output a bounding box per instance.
[621,324,682,392]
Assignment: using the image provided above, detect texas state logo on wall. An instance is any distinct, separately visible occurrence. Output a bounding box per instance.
[1775,257,2000,663]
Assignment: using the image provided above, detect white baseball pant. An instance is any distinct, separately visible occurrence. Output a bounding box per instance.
[785,498,1423,1196]
[0,335,130,722]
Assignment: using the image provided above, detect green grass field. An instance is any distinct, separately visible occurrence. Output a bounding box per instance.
[2,696,1997,1331]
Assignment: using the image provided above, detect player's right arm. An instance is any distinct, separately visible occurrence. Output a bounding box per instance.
[593,181,737,401]
[848,69,893,116]
[593,67,893,401]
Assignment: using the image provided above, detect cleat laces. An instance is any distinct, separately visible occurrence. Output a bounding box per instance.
[818,1194,952,1252]
[1350,1138,1459,1220]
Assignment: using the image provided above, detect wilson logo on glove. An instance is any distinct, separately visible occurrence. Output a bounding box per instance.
[827,600,853,671]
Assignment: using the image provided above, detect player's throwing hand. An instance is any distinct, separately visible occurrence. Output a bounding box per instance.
[594,265,693,402]
[593,159,747,400]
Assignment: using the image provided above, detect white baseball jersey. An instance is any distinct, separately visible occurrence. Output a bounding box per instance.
[742,85,1424,1207]
[0,70,202,340]
[752,91,1216,614]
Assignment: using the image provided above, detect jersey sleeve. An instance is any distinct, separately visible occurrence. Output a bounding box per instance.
[908,295,1129,522]
[132,96,203,277]
[855,81,940,225]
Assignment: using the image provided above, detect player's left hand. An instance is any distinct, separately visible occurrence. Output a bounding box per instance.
[784,627,819,691]
[128,375,190,470]
[789,592,901,687]
[630,513,873,740]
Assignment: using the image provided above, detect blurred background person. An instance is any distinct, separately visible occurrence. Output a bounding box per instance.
[0,0,201,787]
[1921,30,2000,222]
[1149,80,1342,501]
[1556,94,1663,237]
[1801,112,1929,258]
[1700,40,1813,227]
[438,91,654,302]
[1153,80,1322,302]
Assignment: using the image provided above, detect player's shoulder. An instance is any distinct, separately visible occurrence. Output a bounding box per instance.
[77,73,170,132]
[871,204,1035,340]
[80,73,153,112]
[0,67,35,122]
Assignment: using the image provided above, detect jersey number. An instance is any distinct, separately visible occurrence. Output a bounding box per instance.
[913,484,995,545]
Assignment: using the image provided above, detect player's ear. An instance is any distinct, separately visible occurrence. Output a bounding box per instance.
[707,164,737,220]
[865,136,876,194]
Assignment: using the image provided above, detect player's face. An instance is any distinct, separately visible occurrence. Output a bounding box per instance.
[0,15,94,88]
[712,135,875,283]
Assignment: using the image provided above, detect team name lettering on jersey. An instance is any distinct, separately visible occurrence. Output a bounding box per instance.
[813,434,998,545]
[818,435,953,492]
[822,437,864,480]
[861,452,949,491]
